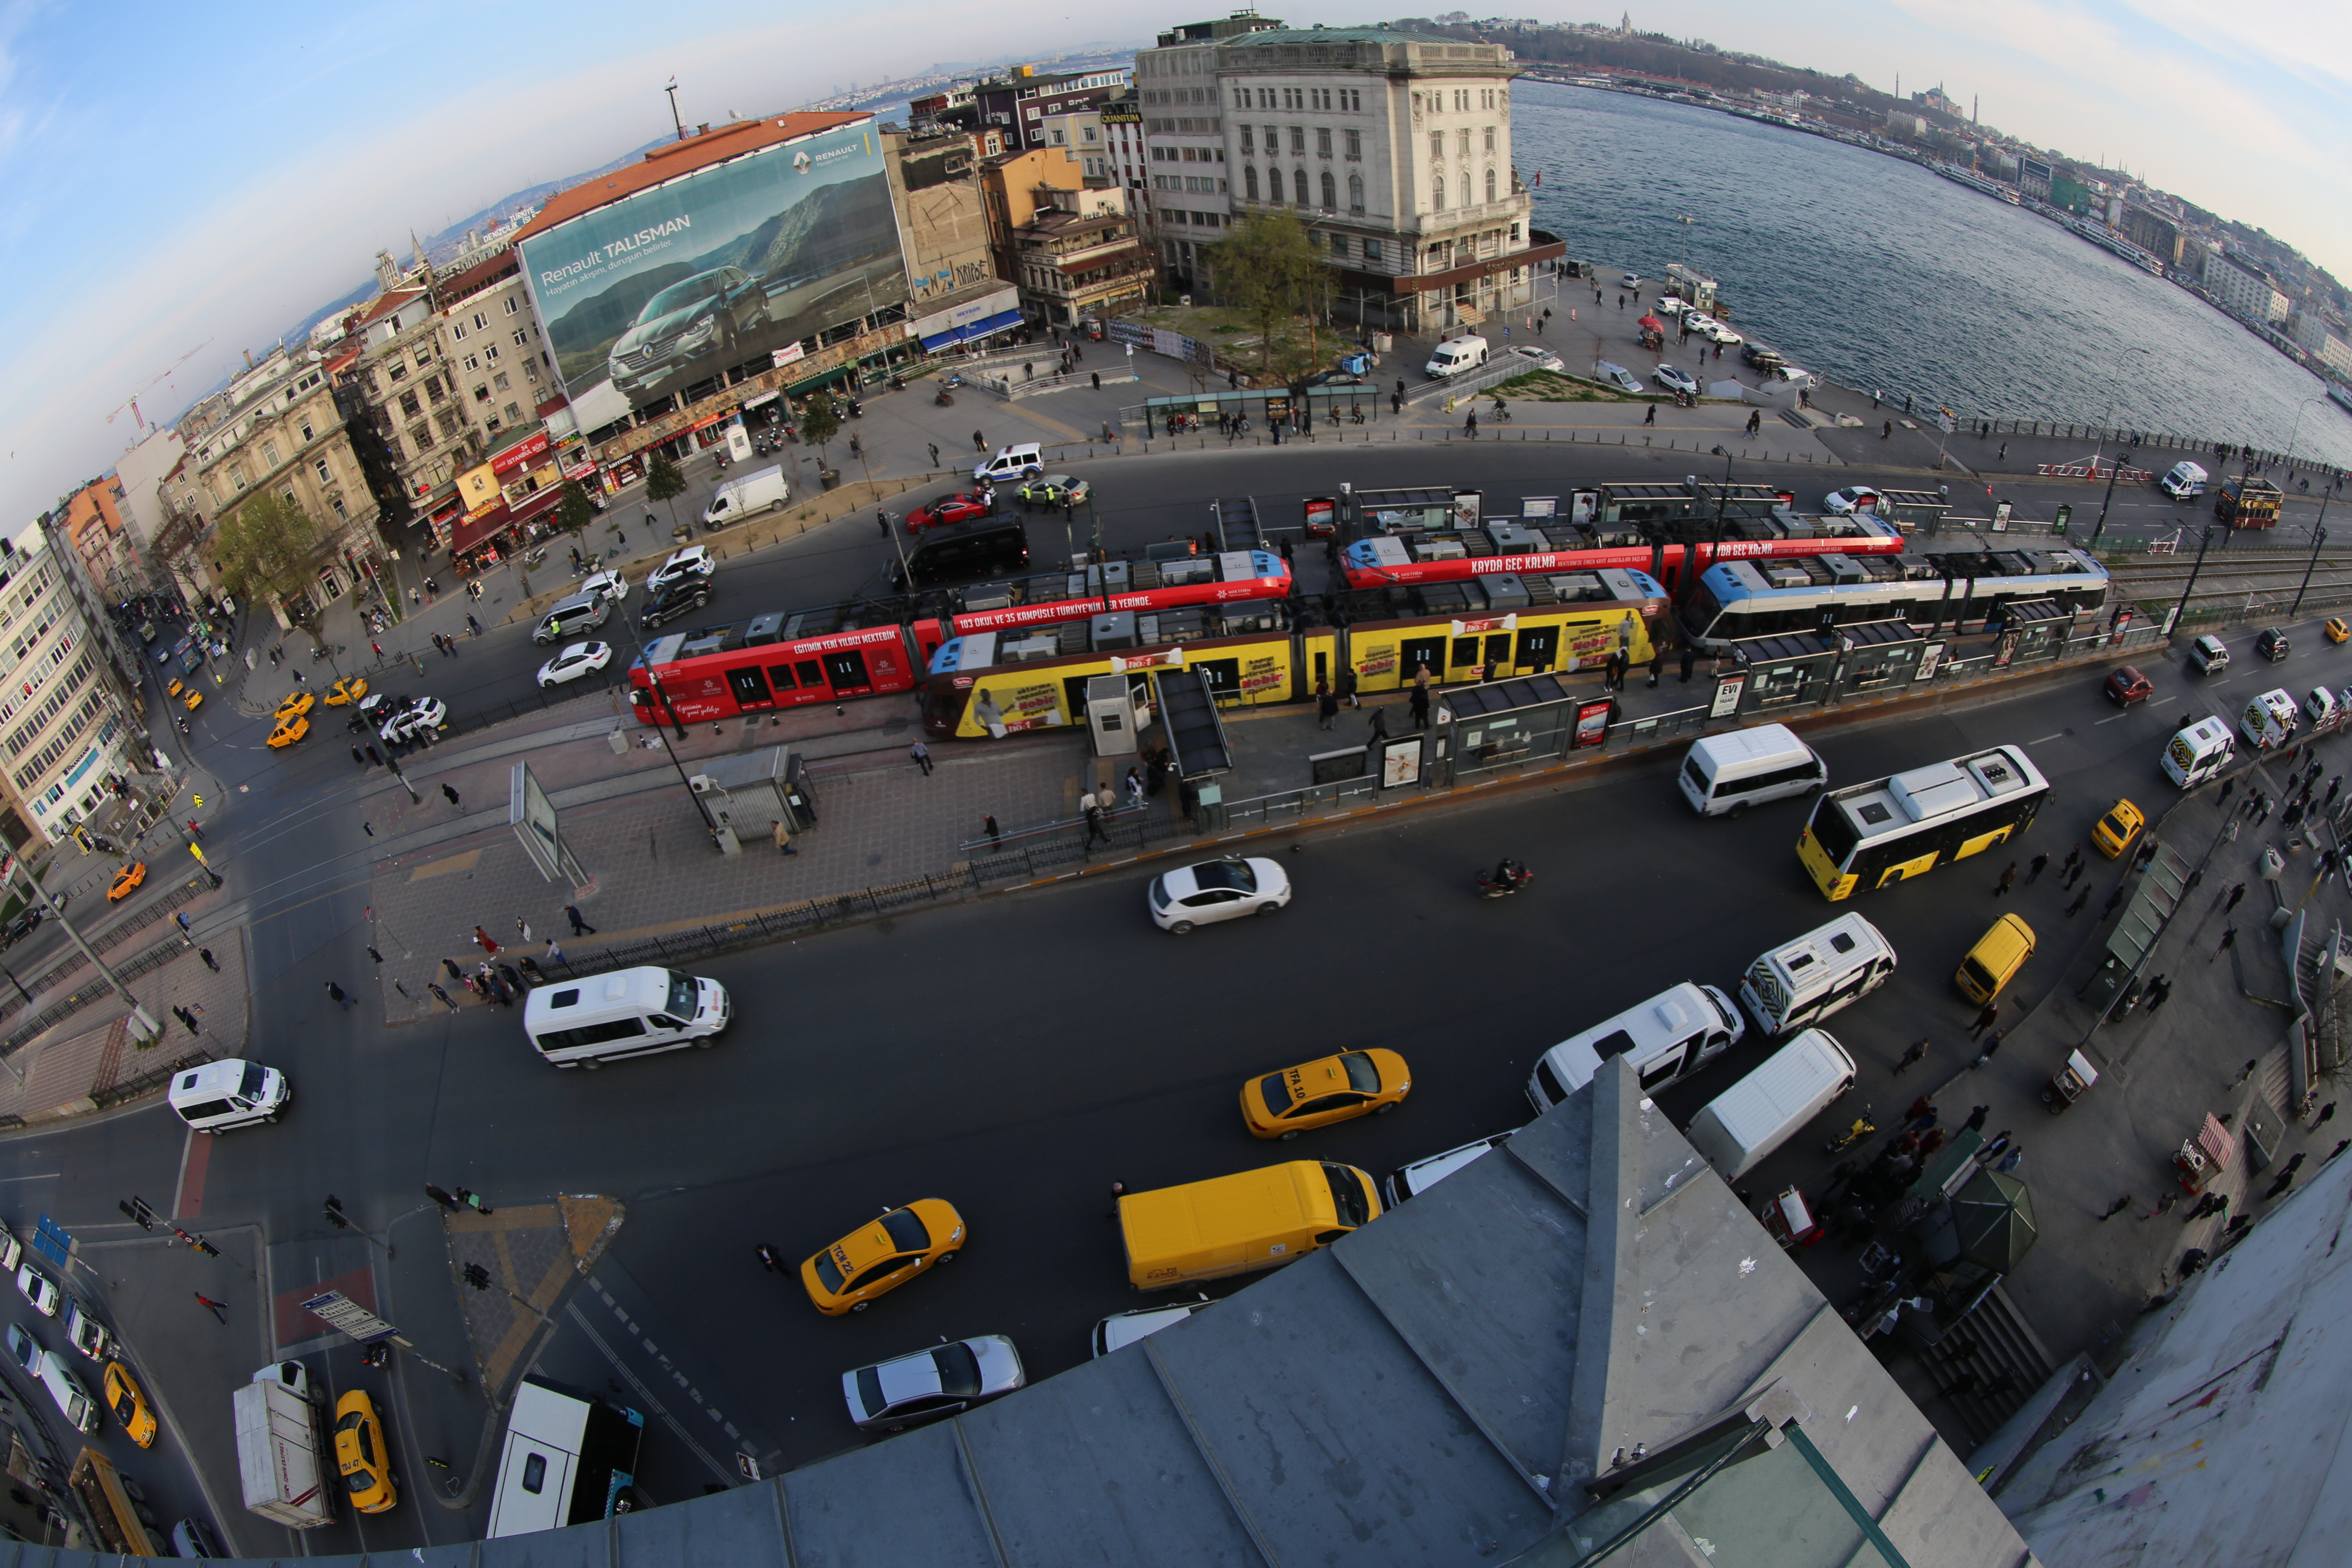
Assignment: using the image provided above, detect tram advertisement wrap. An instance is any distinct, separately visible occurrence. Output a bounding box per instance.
[982,677,1067,733]
[1239,653,1287,695]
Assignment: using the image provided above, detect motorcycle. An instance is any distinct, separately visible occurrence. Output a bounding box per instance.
[1822,1107,1878,1155]
[935,389,956,406]
[846,398,863,419]
[310,643,340,662]
[523,546,547,568]
[1476,860,1533,899]
[887,373,906,392]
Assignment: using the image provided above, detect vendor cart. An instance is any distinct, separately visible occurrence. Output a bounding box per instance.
[1758,1187,1823,1250]
[2174,1112,2236,1196]
[2040,1050,2100,1113]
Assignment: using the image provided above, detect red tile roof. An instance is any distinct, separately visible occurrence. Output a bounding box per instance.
[512,112,869,244]
[438,248,519,305]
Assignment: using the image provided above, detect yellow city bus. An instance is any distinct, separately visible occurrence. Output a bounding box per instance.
[1797,746,2049,900]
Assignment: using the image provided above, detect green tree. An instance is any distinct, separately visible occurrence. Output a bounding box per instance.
[212,491,325,642]
[555,477,597,541]
[644,452,688,538]
[1206,210,1335,384]
[798,395,840,481]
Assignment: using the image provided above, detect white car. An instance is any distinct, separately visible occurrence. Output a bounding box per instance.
[1822,486,1882,515]
[1595,362,1644,396]
[16,1265,58,1318]
[1508,345,1563,372]
[380,696,447,743]
[1699,320,1744,345]
[1383,1130,1519,1207]
[1620,272,1642,289]
[1654,296,1687,317]
[62,1299,109,1362]
[2305,686,2340,724]
[842,1335,1025,1432]
[1147,856,1292,933]
[647,547,715,592]
[579,569,629,603]
[537,641,613,688]
[1091,1298,1214,1359]
[1682,312,1719,335]
[1653,364,1698,395]
[0,1220,20,1274]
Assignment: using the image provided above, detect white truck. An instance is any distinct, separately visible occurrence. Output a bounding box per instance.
[699,464,788,528]
[1423,335,1489,378]
[1683,1028,1857,1181]
[233,1367,334,1529]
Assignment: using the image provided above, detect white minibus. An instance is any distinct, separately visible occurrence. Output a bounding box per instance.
[1739,914,1897,1036]
[1679,724,1826,817]
[522,967,731,1068]
[1528,982,1744,1111]
[2161,717,2234,788]
[1683,1029,1858,1181]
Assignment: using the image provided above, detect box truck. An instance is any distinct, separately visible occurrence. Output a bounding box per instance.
[1683,1029,1857,1181]
[233,1369,334,1529]
[1119,1160,1379,1289]
[699,465,788,528]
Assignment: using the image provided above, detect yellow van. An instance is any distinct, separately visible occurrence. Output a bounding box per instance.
[1119,1161,1380,1290]
[1956,914,2036,1006]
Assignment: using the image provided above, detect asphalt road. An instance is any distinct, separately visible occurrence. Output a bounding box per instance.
[5,441,2347,1548]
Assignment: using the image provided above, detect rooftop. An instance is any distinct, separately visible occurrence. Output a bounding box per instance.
[1224,22,1473,46]
[512,112,869,243]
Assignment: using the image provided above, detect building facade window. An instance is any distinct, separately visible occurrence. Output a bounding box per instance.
[1240,125,1253,154]
[1345,129,1362,158]
[1483,126,1496,152]
[1294,167,1307,205]
[1320,171,1336,209]
[1432,174,1445,211]
[1348,173,1365,214]
[1429,131,1443,160]
[1316,127,1331,158]
[1288,125,1304,155]
[1486,167,1497,204]
[1244,165,1259,200]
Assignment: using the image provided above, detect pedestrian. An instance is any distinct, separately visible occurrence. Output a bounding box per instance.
[2143,1192,2178,1220]
[1125,767,1144,808]
[1997,1145,2024,1173]
[2230,1057,2258,1087]
[926,442,940,470]
[1993,862,2018,897]
[545,939,564,967]
[1904,1093,1935,1125]
[368,946,384,965]
[1642,403,1655,427]
[1680,644,1696,683]
[1316,680,1339,730]
[455,1187,493,1216]
[2331,1139,2352,1163]
[973,430,986,453]
[2264,1169,2297,1201]
[325,981,350,1010]
[425,1183,461,1212]
[2219,778,2234,806]
[474,925,501,956]
[2098,1193,2134,1221]
[196,945,221,973]
[2065,885,2091,917]
[442,783,461,806]
[194,1293,227,1324]
[1083,801,1109,846]
[1893,1037,1930,1075]
[1368,705,1390,744]
[2213,926,2238,961]
[1980,1129,2012,1162]
[909,739,933,776]
[173,1006,198,1036]
[2177,1246,2210,1279]
[2318,1101,2337,1128]
[2222,881,2247,916]
[2025,852,2049,884]
[352,744,366,767]
[516,918,531,944]
[1973,1028,2006,1067]
[1648,647,1664,688]
[984,814,1000,846]
[442,958,465,982]
[361,821,373,837]
[367,744,383,767]
[1408,683,1430,731]
[2103,884,2127,917]
[428,982,458,1013]
[769,818,797,856]
[1963,1104,1990,1134]
[2144,975,2172,1014]
[1968,1000,1999,1038]
[1337,664,1360,709]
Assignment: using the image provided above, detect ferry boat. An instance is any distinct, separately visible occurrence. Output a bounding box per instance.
[2331,384,2352,417]
[2063,215,2165,278]
[1935,163,2022,205]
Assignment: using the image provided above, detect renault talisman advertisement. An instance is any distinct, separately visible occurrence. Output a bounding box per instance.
[517,120,909,419]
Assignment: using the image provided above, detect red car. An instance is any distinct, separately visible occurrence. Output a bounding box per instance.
[2103,665,2154,706]
[906,492,992,535]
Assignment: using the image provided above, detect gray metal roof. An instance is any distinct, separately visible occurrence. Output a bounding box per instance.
[148,1061,2029,1567]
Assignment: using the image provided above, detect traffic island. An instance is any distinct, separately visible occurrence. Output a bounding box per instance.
[442,1194,624,1405]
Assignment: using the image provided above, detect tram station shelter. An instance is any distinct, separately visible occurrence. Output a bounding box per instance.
[223,1058,2027,1566]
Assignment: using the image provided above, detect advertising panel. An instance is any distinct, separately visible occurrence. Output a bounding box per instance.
[518,120,908,420]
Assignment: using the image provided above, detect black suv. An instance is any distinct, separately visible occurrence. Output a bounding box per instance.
[2257,627,2291,662]
[641,578,713,631]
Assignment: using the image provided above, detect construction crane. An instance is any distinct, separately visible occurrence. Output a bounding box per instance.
[107,340,212,432]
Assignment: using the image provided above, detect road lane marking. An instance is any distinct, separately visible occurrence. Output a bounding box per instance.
[172,1128,208,1218]
[2030,733,2065,744]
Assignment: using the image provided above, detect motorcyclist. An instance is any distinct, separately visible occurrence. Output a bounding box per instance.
[1492,858,1521,891]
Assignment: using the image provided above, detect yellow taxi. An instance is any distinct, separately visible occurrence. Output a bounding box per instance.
[103,1361,156,1448]
[1241,1048,1412,1140]
[2329,619,2350,645]
[332,1389,397,1512]
[2092,798,2145,859]
[1956,914,2037,1006]
[800,1199,965,1315]
[107,862,147,902]
[324,676,368,706]
[166,677,187,699]
[274,691,315,722]
[181,688,204,711]
[267,714,310,749]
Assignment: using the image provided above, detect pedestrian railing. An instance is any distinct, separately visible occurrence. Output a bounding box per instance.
[0,925,196,1062]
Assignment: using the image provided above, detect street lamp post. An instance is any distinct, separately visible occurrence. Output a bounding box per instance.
[2292,526,2330,618]
[2169,524,2221,635]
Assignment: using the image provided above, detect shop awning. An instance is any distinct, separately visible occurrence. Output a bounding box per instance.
[449,487,563,555]
[920,307,1023,352]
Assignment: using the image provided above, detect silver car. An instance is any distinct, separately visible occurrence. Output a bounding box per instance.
[1595,362,1644,396]
[842,1335,1025,1432]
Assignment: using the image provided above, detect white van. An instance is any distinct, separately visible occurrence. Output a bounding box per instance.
[699,464,787,528]
[973,442,1045,485]
[1739,913,1897,1035]
[1527,982,1744,1111]
[1679,724,1826,817]
[2159,461,2209,500]
[2240,688,2299,751]
[521,967,731,1069]
[2162,717,2236,788]
[1383,1130,1517,1207]
[1683,1028,1858,1181]
[1424,335,1489,378]
[34,1347,98,1433]
[168,1059,290,1133]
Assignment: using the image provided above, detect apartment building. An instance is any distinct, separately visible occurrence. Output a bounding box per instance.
[2207,252,2290,325]
[56,479,143,605]
[973,66,1132,154]
[1214,24,1559,334]
[171,345,384,626]
[0,521,144,846]
[1136,13,1281,294]
[1014,189,1154,329]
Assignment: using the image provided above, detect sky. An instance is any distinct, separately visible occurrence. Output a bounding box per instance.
[2,0,2345,528]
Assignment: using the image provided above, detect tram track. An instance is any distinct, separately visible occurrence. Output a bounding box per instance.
[2109,554,2352,617]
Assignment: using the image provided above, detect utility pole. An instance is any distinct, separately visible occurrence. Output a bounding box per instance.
[2169,524,2219,635]
[0,853,159,1047]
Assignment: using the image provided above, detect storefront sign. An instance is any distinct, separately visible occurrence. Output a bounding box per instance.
[771,342,808,369]
[490,430,551,476]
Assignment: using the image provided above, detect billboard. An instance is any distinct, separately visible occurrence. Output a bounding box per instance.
[517,120,909,421]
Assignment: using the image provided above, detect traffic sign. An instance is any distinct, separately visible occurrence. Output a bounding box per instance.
[303,1290,397,1343]
[32,1216,71,1268]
